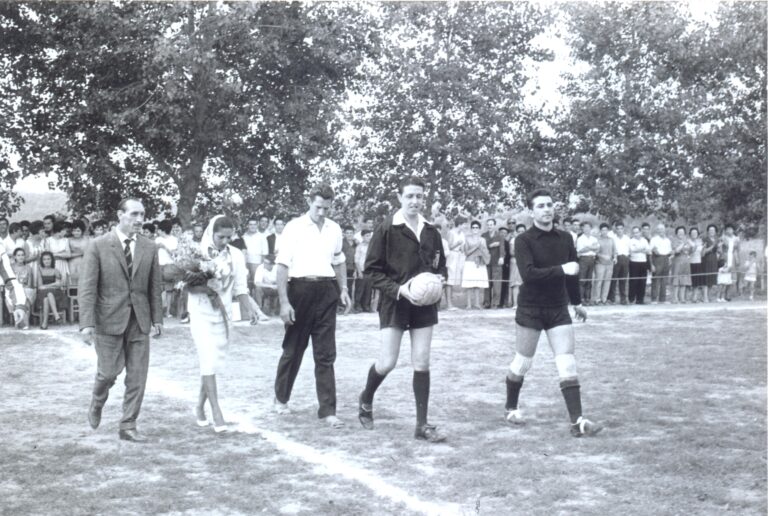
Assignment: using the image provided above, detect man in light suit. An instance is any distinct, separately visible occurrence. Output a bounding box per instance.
[79,198,163,443]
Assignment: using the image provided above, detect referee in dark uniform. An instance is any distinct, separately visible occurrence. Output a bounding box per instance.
[357,175,448,443]
[272,183,352,428]
[503,188,603,437]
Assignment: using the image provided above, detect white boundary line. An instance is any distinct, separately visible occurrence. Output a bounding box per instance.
[50,332,463,516]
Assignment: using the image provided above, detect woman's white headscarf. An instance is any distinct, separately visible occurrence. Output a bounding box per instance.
[201,215,226,256]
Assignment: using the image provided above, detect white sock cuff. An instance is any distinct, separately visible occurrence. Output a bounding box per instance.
[555,353,578,379]
[509,353,533,377]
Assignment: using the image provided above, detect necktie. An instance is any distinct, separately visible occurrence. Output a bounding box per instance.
[124,238,133,277]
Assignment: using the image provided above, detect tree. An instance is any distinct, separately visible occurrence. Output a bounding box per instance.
[320,2,553,220]
[1,2,373,224]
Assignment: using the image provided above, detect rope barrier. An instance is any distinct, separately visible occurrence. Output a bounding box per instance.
[453,270,768,285]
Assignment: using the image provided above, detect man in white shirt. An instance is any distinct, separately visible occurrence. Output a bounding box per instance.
[354,217,375,245]
[608,221,631,304]
[649,223,673,303]
[4,222,25,255]
[272,183,352,428]
[576,222,599,305]
[242,215,266,290]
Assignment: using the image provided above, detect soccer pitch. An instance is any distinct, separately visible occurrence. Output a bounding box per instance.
[1,303,765,515]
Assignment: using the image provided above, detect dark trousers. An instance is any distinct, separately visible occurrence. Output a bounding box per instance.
[346,270,355,296]
[274,280,339,418]
[628,261,648,303]
[92,310,150,430]
[651,255,671,302]
[608,256,630,302]
[354,276,372,311]
[485,264,502,307]
[499,263,510,307]
[578,256,596,302]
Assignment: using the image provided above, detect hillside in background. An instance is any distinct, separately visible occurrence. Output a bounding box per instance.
[12,191,69,221]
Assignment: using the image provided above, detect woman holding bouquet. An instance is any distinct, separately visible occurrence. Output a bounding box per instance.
[186,215,254,432]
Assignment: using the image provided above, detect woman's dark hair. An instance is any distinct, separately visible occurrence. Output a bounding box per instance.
[212,216,235,234]
[157,220,173,235]
[53,220,70,234]
[40,251,55,268]
[13,247,25,257]
[724,223,735,231]
[454,216,467,226]
[689,227,700,237]
[72,220,86,233]
[675,225,686,234]
[706,224,719,234]
[470,220,481,229]
[30,220,44,234]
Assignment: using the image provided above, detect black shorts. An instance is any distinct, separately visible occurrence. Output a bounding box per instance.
[515,305,572,331]
[378,295,438,330]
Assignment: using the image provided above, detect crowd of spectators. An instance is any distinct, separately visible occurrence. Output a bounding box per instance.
[0,209,764,328]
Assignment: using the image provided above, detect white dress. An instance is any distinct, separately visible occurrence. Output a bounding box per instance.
[461,236,490,289]
[445,229,466,287]
[188,244,249,376]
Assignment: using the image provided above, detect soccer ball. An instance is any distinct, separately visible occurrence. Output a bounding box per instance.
[407,272,443,306]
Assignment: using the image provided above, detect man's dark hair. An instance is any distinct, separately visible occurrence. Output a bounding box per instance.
[470,220,482,229]
[398,175,426,193]
[343,225,354,232]
[0,217,9,226]
[706,224,718,233]
[499,227,509,234]
[192,220,204,229]
[43,214,56,223]
[274,215,285,224]
[247,214,259,224]
[563,217,573,224]
[308,183,334,200]
[20,220,30,229]
[516,224,527,232]
[157,220,173,235]
[92,219,107,230]
[142,222,156,234]
[724,223,735,231]
[8,222,21,234]
[117,198,142,213]
[212,216,235,234]
[641,222,651,229]
[258,214,269,222]
[613,220,624,228]
[170,217,182,227]
[361,229,372,237]
[454,216,467,226]
[599,223,609,230]
[487,218,496,225]
[526,188,553,209]
[581,221,592,229]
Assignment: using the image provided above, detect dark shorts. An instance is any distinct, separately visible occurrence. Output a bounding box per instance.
[515,305,572,331]
[378,295,438,330]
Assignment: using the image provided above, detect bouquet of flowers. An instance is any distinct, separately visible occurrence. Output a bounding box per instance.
[171,236,233,332]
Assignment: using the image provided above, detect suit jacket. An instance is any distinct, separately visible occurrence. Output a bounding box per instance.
[78,229,163,335]
[364,214,447,301]
[266,233,276,256]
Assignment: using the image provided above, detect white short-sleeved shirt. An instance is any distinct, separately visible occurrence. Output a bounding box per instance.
[277,214,345,278]
[243,231,269,265]
[155,234,177,266]
[650,235,672,256]
[254,263,278,286]
[613,234,631,256]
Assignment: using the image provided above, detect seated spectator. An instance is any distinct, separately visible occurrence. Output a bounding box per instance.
[35,251,66,328]
[10,247,35,329]
[253,253,279,315]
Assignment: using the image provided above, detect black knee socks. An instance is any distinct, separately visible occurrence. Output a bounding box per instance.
[560,379,582,423]
[361,364,387,405]
[505,376,524,410]
[413,370,430,426]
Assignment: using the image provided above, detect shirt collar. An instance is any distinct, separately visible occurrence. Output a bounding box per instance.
[530,224,555,239]
[392,210,429,227]
[115,227,134,244]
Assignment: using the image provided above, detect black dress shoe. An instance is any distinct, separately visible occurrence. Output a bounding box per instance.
[88,401,102,430]
[358,392,374,430]
[119,429,147,443]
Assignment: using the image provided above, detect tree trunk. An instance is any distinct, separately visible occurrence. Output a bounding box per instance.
[175,149,205,228]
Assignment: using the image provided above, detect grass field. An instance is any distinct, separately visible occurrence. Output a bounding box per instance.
[1,303,765,515]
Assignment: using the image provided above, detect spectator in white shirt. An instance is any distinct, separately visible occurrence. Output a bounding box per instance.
[576,222,599,304]
[649,223,673,303]
[354,217,375,245]
[155,220,179,316]
[242,215,268,290]
[608,221,631,304]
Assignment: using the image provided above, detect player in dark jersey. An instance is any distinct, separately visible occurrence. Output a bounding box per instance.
[504,188,602,437]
